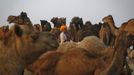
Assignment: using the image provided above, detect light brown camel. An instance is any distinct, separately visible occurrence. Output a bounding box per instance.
[26,31,132,75]
[57,36,106,55]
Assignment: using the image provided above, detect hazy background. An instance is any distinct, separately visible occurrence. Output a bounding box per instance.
[0,0,134,27]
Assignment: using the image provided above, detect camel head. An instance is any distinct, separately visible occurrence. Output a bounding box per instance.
[40,20,52,31]
[15,25,59,63]
[7,12,34,34]
[119,19,134,49]
[7,12,32,25]
[70,17,83,31]
[33,24,41,32]
[40,20,48,25]
[8,25,58,63]
[71,17,83,25]
[102,15,115,25]
[124,19,134,35]
[85,21,92,26]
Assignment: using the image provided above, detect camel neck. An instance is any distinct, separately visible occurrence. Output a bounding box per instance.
[100,32,127,75]
[108,22,119,36]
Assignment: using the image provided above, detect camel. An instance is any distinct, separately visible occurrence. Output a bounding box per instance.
[76,23,101,42]
[101,17,134,67]
[25,36,106,75]
[33,24,42,32]
[26,31,132,75]
[56,35,106,55]
[69,18,102,42]
[84,21,92,27]
[70,17,83,31]
[68,22,77,41]
[0,24,59,75]
[102,15,120,48]
[68,17,83,42]
[40,20,52,32]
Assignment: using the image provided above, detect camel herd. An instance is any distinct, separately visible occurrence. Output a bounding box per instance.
[0,12,134,75]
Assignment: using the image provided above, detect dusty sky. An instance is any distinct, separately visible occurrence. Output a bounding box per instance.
[0,0,134,27]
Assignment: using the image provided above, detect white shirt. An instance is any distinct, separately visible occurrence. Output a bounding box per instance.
[60,32,67,44]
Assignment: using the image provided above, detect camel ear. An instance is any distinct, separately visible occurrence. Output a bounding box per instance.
[14,25,23,37]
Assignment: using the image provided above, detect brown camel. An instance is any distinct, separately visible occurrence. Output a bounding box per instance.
[70,17,83,31]
[68,22,77,41]
[68,17,84,42]
[26,31,132,75]
[69,18,101,42]
[0,24,59,75]
[0,12,59,75]
[76,22,102,42]
[40,20,52,32]
[33,24,42,32]
[102,15,120,48]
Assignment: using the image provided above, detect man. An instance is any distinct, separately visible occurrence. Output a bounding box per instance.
[60,25,67,44]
